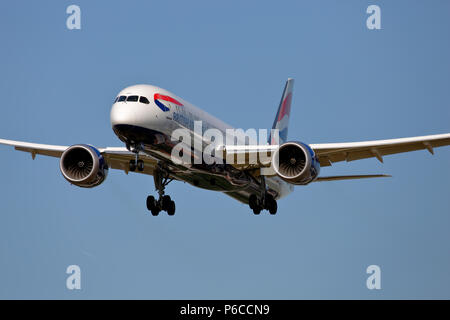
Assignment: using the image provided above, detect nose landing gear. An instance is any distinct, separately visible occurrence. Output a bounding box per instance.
[146,163,176,216]
[127,142,145,172]
[129,159,144,172]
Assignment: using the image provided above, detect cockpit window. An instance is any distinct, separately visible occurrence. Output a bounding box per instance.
[127,95,139,102]
[116,95,149,103]
[139,96,150,104]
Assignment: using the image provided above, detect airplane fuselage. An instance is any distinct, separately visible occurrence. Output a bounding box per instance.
[110,84,293,204]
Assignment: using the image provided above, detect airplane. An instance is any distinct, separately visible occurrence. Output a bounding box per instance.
[1,78,449,216]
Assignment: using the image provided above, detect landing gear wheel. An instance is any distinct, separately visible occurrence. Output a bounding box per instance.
[146,195,156,211]
[252,206,262,215]
[151,208,160,216]
[147,195,160,216]
[265,194,278,215]
[167,200,176,216]
[137,160,144,172]
[161,195,172,211]
[268,200,277,215]
[129,160,136,172]
[249,194,257,210]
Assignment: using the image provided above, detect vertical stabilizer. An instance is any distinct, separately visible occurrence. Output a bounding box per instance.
[269,78,294,145]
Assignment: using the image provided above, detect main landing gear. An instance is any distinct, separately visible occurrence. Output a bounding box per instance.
[125,143,175,216]
[146,164,176,216]
[249,193,277,215]
[248,176,278,215]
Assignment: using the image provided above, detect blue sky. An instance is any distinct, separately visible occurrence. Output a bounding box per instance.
[0,0,449,299]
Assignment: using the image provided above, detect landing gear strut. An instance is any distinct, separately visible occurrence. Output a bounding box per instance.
[146,163,176,216]
[248,176,278,215]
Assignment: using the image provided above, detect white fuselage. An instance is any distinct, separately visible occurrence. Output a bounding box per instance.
[110,84,293,202]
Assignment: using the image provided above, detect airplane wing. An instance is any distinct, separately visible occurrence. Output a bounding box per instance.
[310,133,450,167]
[0,138,158,176]
[0,138,68,158]
[220,133,450,170]
[3,132,450,177]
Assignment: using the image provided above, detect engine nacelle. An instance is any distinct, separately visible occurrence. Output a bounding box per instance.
[272,141,320,185]
[59,145,108,188]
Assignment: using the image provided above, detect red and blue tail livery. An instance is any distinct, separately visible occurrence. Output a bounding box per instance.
[154,93,183,112]
[270,78,294,144]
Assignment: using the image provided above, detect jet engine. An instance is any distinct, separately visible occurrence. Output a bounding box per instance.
[272,141,320,185]
[59,145,108,188]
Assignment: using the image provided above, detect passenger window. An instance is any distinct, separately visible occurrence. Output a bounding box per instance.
[127,95,139,102]
[139,96,150,104]
[118,96,127,102]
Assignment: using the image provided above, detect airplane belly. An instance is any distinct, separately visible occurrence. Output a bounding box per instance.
[114,123,277,205]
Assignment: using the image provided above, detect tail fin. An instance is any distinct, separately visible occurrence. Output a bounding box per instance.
[269,78,294,145]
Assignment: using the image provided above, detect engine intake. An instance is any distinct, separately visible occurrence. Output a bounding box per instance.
[60,145,108,188]
[272,141,320,185]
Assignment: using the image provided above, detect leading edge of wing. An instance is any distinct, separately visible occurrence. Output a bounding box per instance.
[0,138,140,159]
[310,133,450,151]
[0,138,68,158]
[0,138,134,156]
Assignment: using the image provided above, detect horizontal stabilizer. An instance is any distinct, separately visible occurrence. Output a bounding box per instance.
[314,174,391,182]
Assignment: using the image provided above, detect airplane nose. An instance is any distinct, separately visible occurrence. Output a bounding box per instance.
[111,102,140,144]
[110,102,137,127]
[110,100,165,145]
